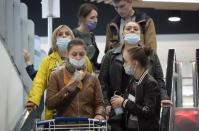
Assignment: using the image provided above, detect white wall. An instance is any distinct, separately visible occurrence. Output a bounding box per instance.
[0,39,24,131]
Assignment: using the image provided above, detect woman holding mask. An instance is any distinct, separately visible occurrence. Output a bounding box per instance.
[24,25,93,120]
[46,39,105,122]
[111,46,160,131]
[73,3,100,71]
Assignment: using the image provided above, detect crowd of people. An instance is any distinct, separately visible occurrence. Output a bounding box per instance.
[23,0,173,131]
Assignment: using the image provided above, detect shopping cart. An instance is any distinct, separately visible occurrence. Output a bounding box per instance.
[35,117,107,131]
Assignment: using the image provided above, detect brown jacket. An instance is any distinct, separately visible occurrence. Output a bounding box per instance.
[46,68,105,118]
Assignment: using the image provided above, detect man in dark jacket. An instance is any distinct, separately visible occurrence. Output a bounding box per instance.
[105,0,157,53]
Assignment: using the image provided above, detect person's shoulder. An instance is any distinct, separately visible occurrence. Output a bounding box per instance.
[104,48,116,58]
[51,67,64,78]
[134,9,151,21]
[145,74,158,86]
[149,52,159,62]
[87,73,99,83]
[41,55,51,63]
[49,51,61,60]
[42,52,60,66]
[110,14,121,24]
[72,28,80,37]
[105,46,122,58]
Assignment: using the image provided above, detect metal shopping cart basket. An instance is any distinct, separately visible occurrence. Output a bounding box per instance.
[35,117,107,131]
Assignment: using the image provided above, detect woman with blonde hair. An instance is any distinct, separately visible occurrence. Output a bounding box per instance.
[24,25,93,120]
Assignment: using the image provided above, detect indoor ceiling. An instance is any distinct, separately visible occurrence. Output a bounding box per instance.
[90,0,199,11]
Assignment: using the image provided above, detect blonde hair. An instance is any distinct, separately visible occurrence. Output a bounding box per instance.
[51,25,75,52]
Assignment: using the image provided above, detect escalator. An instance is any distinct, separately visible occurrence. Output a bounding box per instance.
[160,49,199,131]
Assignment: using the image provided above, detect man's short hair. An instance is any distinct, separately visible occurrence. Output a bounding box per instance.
[112,0,131,3]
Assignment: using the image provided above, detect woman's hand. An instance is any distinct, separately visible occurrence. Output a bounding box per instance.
[110,95,124,108]
[105,106,111,116]
[24,101,37,111]
[64,80,79,93]
[22,49,32,66]
[161,100,173,107]
[94,115,105,122]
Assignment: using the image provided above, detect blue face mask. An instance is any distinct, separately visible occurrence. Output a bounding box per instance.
[87,22,97,30]
[69,58,86,68]
[56,38,71,51]
[124,65,136,76]
[124,33,140,44]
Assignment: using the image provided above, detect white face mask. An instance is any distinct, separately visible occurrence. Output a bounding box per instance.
[124,65,136,76]
[69,58,86,68]
[124,33,140,44]
[56,38,71,51]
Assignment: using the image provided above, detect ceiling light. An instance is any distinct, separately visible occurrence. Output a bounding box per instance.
[168,10,182,22]
[143,0,199,3]
[168,17,181,22]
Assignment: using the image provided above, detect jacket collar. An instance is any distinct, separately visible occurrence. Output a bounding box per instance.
[112,44,124,54]
[138,69,149,85]
[49,51,63,65]
[110,9,149,27]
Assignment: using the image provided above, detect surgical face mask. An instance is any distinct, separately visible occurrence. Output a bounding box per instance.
[124,33,140,44]
[56,38,71,51]
[87,22,97,30]
[124,65,136,76]
[69,58,86,68]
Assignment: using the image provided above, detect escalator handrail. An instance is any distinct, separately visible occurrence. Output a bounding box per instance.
[160,49,176,131]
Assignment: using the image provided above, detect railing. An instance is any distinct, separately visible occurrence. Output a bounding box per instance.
[194,49,199,107]
[160,49,176,131]
[160,48,199,131]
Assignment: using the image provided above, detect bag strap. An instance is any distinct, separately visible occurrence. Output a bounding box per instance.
[58,72,91,116]
[82,72,91,84]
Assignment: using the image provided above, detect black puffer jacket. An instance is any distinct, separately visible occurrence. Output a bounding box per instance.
[99,45,169,106]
